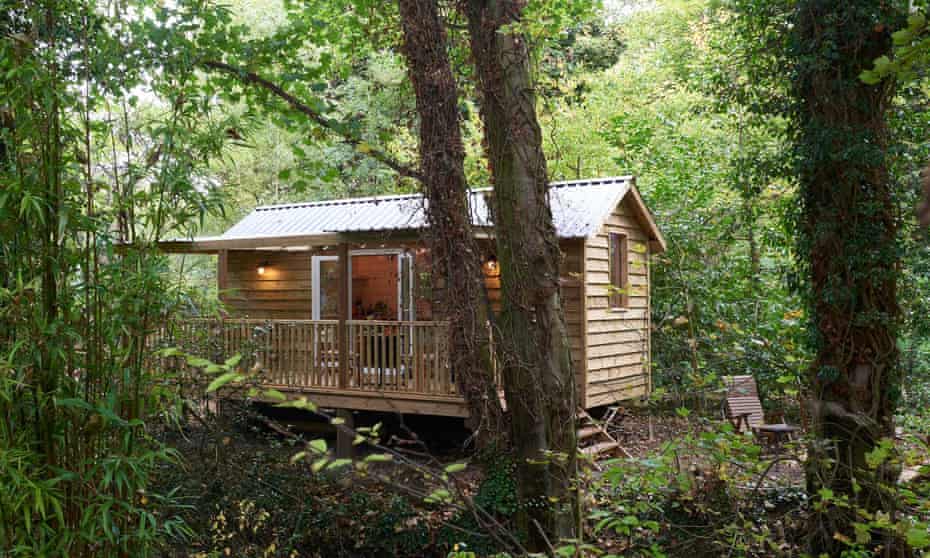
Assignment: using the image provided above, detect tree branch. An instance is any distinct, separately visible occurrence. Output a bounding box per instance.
[201,60,424,182]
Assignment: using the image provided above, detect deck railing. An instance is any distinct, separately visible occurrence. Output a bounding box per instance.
[152,318,455,398]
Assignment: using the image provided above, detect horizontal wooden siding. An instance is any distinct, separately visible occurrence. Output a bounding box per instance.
[584,197,651,407]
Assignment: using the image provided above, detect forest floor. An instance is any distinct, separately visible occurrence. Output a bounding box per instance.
[602,410,806,487]
[152,403,927,557]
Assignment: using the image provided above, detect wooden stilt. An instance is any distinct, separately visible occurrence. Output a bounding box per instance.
[335,408,355,459]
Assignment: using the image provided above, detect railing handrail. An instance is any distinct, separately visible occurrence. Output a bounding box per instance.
[346,319,450,327]
[172,318,340,325]
[171,318,449,328]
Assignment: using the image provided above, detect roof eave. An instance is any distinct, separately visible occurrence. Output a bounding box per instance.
[626,180,667,254]
[157,233,345,253]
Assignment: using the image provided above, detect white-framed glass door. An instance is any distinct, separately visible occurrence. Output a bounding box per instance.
[310,250,416,373]
[312,250,415,321]
[311,255,340,368]
[397,252,415,360]
[311,255,340,320]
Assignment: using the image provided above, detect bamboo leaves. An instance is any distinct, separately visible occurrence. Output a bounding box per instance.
[205,371,243,393]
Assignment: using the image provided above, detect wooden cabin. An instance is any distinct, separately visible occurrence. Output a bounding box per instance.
[159,176,666,417]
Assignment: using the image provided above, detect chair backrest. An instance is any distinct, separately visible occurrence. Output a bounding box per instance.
[724,375,764,431]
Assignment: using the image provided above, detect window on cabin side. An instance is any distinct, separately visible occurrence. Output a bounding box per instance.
[608,232,629,309]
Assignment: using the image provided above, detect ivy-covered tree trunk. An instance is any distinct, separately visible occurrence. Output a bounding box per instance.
[396,0,505,442]
[464,0,578,548]
[789,2,904,553]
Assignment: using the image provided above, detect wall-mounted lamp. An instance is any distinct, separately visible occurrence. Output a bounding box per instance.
[484,255,500,277]
[257,261,269,276]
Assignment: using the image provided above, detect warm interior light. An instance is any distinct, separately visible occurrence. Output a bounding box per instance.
[484,255,500,277]
[257,262,269,275]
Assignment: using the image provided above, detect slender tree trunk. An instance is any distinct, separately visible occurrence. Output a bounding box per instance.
[38,0,62,469]
[464,0,578,548]
[736,111,761,301]
[396,0,504,442]
[747,203,759,294]
[790,2,904,554]
[0,108,12,346]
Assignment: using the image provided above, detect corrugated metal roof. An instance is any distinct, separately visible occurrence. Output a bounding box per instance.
[220,176,634,240]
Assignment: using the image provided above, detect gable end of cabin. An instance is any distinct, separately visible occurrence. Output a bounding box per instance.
[581,191,654,409]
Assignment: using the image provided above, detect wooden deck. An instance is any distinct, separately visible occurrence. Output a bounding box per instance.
[154,318,468,416]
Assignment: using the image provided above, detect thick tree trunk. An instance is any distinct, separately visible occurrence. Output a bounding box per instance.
[396,0,505,441]
[464,0,578,548]
[790,2,903,554]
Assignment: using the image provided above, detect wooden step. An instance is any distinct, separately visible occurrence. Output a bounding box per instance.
[578,425,601,441]
[580,440,620,457]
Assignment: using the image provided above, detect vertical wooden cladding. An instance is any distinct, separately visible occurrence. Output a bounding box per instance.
[584,197,651,408]
[224,250,313,320]
[217,250,229,301]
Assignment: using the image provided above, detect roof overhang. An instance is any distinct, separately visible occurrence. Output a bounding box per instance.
[625,181,667,254]
[158,229,427,254]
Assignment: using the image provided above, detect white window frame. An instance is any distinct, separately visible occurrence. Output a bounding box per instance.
[311,255,339,320]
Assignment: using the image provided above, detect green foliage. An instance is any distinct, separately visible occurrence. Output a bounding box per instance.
[4,0,929,555]
[861,11,930,85]
[156,434,434,558]
[182,0,424,212]
[723,0,930,553]
[0,0,226,553]
[438,455,519,556]
[591,420,806,556]
[540,1,807,400]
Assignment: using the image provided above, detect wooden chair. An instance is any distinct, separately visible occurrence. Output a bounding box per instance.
[723,375,799,445]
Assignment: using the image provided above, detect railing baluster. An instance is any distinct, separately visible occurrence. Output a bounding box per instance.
[317,322,324,387]
[312,322,318,386]
[358,323,364,389]
[158,319,458,402]
[424,326,432,394]
[413,325,421,393]
[302,323,309,387]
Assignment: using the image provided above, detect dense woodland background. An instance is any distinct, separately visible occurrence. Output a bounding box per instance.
[177,0,930,409]
[2,0,930,556]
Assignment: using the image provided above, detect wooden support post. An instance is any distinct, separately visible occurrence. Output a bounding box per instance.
[338,243,349,389]
[335,408,354,459]
[217,249,228,302]
[217,249,229,363]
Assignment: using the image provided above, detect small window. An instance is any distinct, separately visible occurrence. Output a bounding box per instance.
[608,232,629,309]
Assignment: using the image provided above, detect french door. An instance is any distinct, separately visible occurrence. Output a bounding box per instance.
[311,255,340,321]
[398,252,414,322]
[311,251,416,367]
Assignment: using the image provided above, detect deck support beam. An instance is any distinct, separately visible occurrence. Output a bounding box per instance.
[335,408,355,459]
